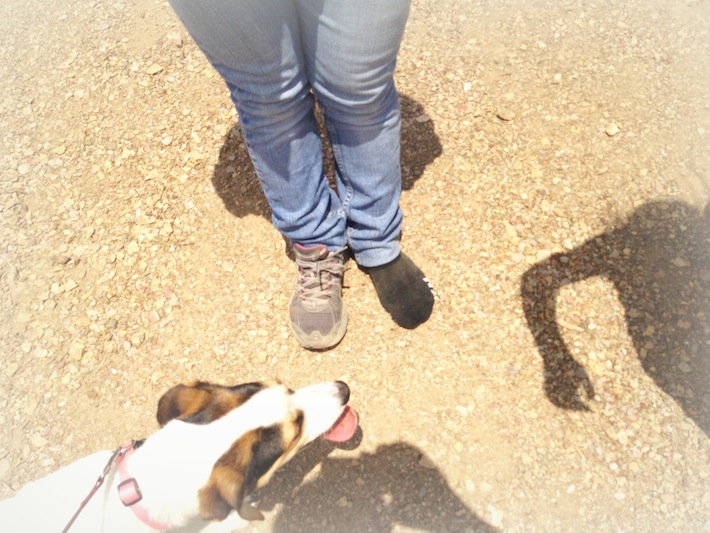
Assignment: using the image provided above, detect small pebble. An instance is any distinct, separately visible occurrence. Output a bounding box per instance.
[146,63,164,75]
[497,108,516,121]
[605,123,620,136]
[418,454,436,469]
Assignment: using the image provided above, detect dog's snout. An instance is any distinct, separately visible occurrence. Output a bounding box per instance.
[335,381,350,404]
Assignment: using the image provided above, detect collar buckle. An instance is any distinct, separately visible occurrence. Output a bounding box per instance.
[117,477,143,506]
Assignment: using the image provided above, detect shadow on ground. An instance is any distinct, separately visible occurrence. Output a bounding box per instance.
[209,93,442,222]
[521,200,710,434]
[252,433,496,532]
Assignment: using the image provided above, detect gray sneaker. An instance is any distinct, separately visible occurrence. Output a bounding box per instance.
[289,244,348,350]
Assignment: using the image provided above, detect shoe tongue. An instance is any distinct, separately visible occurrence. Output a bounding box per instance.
[294,244,327,261]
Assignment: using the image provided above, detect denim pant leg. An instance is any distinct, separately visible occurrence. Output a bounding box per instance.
[168,0,347,250]
[297,0,412,268]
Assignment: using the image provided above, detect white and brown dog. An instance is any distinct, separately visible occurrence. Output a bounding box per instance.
[0,380,358,532]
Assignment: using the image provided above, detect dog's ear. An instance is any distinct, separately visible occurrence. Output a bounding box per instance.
[198,422,303,522]
[156,382,206,426]
[156,382,267,426]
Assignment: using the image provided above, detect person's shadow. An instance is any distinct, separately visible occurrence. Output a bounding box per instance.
[521,200,710,434]
[251,431,497,532]
[209,93,442,222]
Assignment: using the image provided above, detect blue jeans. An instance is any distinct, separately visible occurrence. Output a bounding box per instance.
[169,0,411,268]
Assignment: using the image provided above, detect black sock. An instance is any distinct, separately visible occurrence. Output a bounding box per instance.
[366,253,434,329]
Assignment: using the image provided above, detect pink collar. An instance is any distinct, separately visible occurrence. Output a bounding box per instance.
[116,443,171,531]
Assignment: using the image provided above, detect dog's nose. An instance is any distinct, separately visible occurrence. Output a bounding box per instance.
[335,381,350,404]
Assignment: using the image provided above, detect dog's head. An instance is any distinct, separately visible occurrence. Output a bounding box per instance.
[155,380,357,523]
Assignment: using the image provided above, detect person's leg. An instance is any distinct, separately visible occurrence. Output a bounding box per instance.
[297,0,434,328]
[297,0,407,268]
[168,0,347,250]
[169,0,349,349]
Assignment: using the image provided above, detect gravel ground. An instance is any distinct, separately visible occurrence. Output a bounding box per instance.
[1,0,709,532]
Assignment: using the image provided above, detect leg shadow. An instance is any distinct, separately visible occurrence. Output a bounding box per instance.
[252,435,496,532]
[521,200,710,433]
[209,93,441,221]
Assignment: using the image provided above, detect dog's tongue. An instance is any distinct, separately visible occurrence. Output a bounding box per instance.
[323,405,358,442]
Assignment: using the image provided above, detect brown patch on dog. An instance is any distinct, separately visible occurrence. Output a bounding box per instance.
[198,411,306,522]
[274,410,306,469]
[156,381,270,426]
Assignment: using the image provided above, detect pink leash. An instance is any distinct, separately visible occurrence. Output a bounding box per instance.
[61,438,169,531]
[61,440,137,533]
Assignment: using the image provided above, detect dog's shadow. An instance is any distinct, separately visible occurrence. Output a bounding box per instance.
[254,433,497,533]
[210,93,442,222]
[521,199,710,434]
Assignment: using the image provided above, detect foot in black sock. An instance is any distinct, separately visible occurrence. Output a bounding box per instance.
[366,252,434,329]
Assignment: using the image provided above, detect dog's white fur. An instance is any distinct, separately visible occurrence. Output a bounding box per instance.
[0,381,349,533]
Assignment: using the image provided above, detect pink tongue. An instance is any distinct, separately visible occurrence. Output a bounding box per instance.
[323,405,358,442]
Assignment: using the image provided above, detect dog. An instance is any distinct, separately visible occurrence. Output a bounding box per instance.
[0,379,358,532]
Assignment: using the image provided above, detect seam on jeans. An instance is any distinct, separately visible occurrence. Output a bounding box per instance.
[324,119,353,220]
[238,125,270,196]
[231,84,270,193]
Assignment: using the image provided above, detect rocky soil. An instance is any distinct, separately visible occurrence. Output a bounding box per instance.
[1,0,709,531]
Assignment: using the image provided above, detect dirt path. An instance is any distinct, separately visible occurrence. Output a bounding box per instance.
[1,0,709,531]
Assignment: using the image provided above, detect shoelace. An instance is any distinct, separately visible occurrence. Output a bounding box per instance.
[296,251,347,305]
